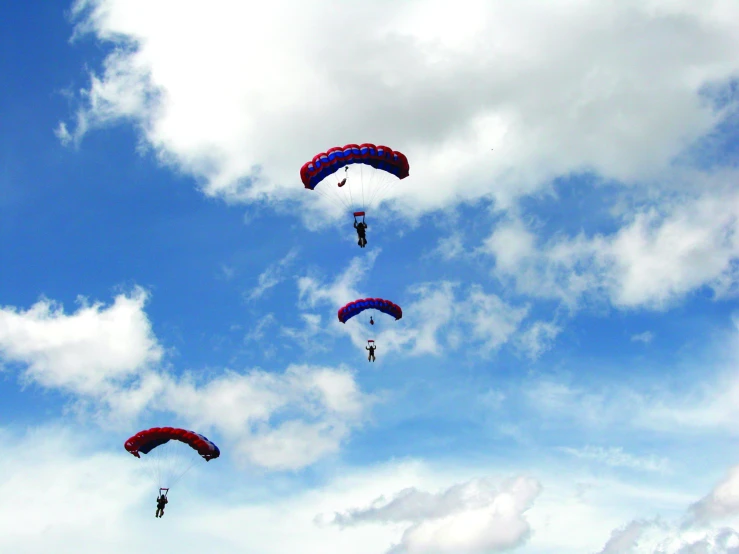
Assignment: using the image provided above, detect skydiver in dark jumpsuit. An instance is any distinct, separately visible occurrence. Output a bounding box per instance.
[354,215,367,248]
[155,491,168,518]
[366,343,377,362]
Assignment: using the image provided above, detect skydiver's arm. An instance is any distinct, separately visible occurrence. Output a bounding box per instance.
[354,221,358,229]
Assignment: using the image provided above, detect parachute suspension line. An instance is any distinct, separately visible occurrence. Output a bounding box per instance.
[313,182,351,212]
[168,457,198,489]
[369,175,396,208]
[328,171,352,211]
[365,172,396,212]
[326,182,351,210]
[360,163,366,213]
[363,162,381,212]
[157,440,175,490]
[367,165,390,209]
[154,440,171,490]
[346,168,356,213]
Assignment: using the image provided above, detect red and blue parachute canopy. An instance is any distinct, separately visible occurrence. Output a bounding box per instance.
[124,427,220,461]
[301,143,410,190]
[338,298,402,323]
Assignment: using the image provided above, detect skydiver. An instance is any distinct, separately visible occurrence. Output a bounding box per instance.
[155,490,168,518]
[354,215,367,248]
[369,316,374,325]
[366,342,377,362]
[338,167,348,187]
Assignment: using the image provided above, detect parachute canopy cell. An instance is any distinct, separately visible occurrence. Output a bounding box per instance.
[338,298,402,323]
[300,143,409,190]
[124,427,220,461]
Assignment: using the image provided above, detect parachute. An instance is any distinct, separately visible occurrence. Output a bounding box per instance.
[125,427,220,491]
[301,143,409,215]
[338,298,402,323]
[125,427,220,460]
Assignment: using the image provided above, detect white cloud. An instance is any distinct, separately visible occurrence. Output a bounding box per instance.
[597,519,655,554]
[462,285,530,352]
[688,466,739,525]
[593,520,739,554]
[560,446,669,473]
[432,233,465,261]
[62,0,739,219]
[482,184,739,310]
[220,264,236,280]
[281,313,327,349]
[521,329,739,439]
[631,331,655,344]
[515,319,562,359]
[0,425,149,552]
[297,255,533,357]
[0,287,162,396]
[141,363,373,470]
[0,289,373,471]
[329,476,542,554]
[245,248,298,301]
[0,430,729,554]
[298,250,380,312]
[0,425,410,554]
[244,313,277,342]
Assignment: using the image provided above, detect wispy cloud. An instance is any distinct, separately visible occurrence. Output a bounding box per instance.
[220,264,236,280]
[243,313,277,342]
[515,320,562,359]
[560,446,669,473]
[631,331,655,344]
[481,185,739,311]
[245,248,298,301]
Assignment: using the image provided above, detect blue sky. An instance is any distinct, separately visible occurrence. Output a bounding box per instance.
[2,1,739,553]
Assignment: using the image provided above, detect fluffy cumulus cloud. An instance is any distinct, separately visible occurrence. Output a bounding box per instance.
[0,289,372,471]
[688,466,739,526]
[597,519,656,554]
[61,0,739,218]
[328,476,542,554]
[0,287,162,395]
[105,363,374,470]
[587,464,739,554]
[159,364,372,470]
